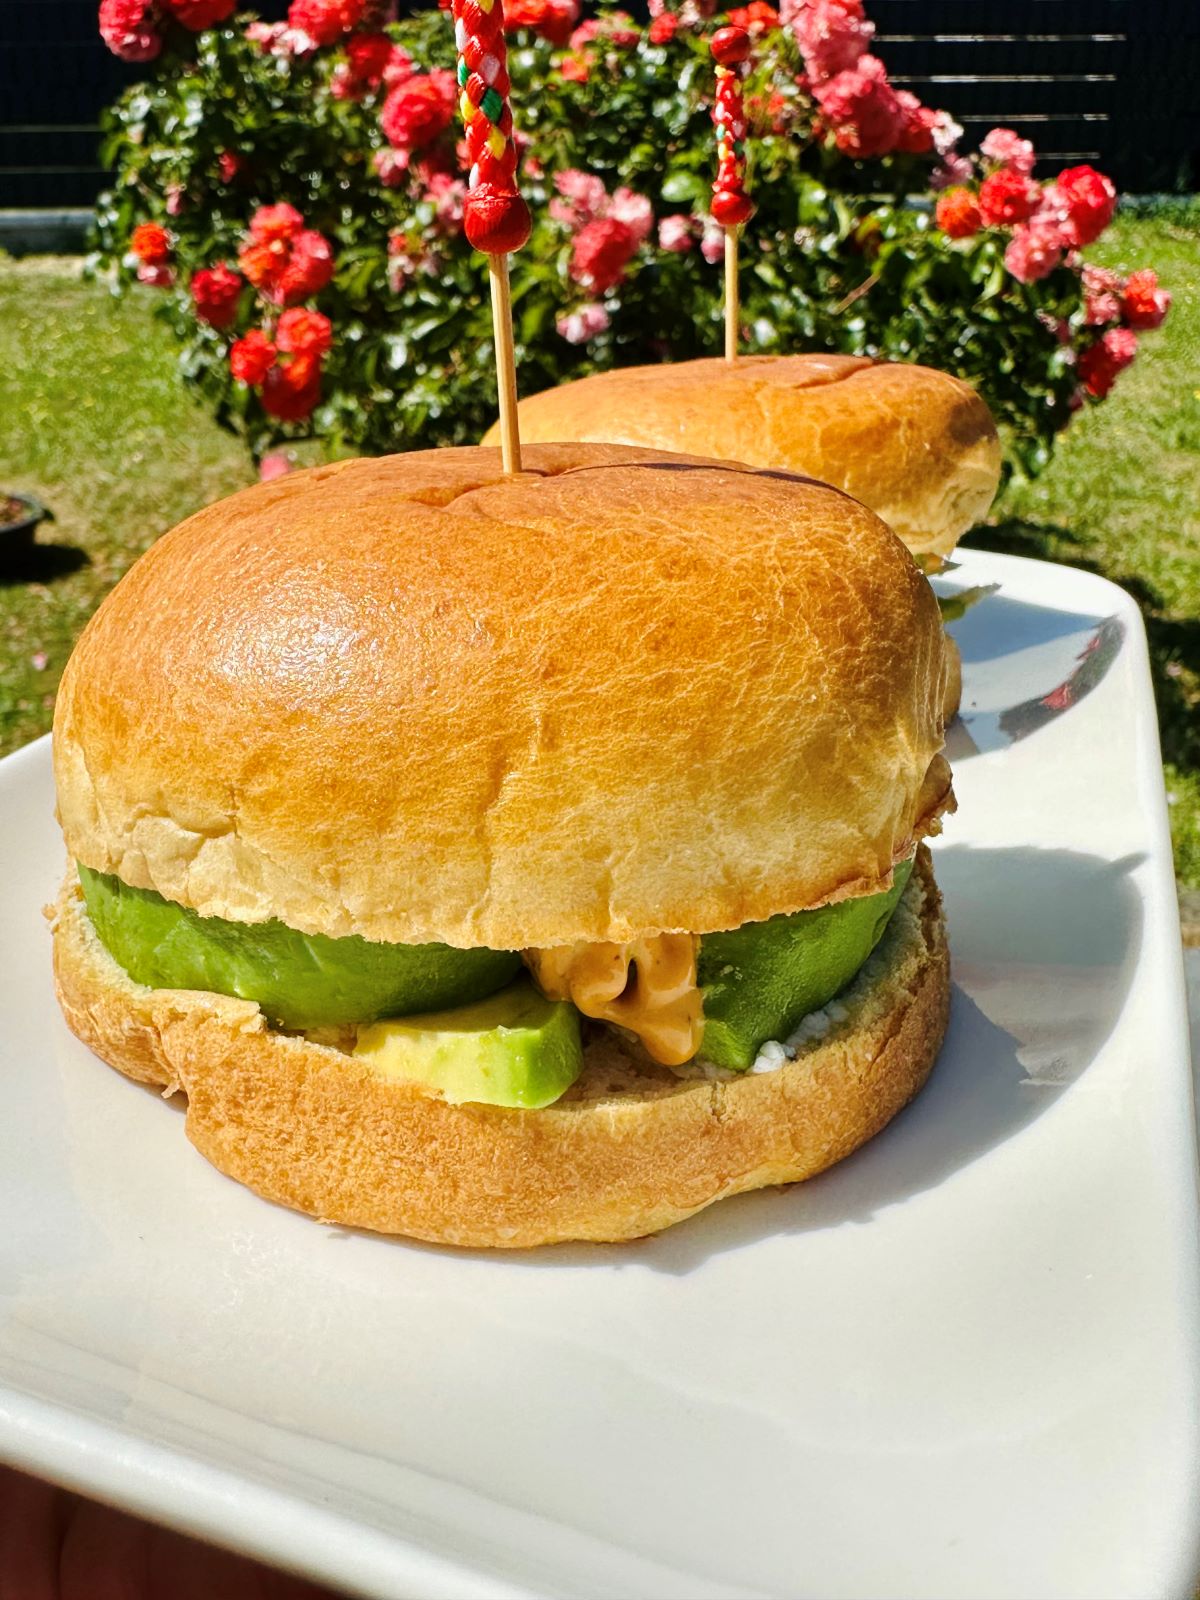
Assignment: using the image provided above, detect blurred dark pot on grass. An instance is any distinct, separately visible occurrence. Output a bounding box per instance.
[0,493,51,559]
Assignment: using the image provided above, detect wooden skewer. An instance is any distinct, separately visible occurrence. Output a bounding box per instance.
[488,252,521,475]
[450,0,529,478]
[724,227,739,363]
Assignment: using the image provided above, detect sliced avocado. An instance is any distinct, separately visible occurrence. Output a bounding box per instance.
[78,866,521,1031]
[354,980,583,1108]
[698,858,914,1071]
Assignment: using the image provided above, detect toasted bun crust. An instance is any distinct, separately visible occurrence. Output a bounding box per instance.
[488,356,1002,558]
[50,848,948,1248]
[54,444,952,949]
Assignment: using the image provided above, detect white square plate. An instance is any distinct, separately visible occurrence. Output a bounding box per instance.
[1,549,1197,1600]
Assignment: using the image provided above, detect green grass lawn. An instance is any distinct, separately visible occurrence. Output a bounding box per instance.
[0,259,255,755]
[2,219,1198,900]
[966,209,1200,908]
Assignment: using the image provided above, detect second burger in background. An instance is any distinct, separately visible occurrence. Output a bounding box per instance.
[493,354,1001,563]
[490,354,1003,714]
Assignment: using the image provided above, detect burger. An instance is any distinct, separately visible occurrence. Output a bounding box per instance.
[50,443,953,1249]
[486,354,1004,714]
[488,355,1001,563]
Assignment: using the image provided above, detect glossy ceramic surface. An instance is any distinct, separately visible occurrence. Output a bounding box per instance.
[0,549,1196,1599]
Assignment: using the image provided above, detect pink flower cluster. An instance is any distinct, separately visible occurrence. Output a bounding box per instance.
[933,127,1169,399]
[99,0,236,62]
[548,171,655,342]
[551,171,653,295]
[246,2,397,60]
[787,0,941,158]
[936,132,1120,285]
[1073,266,1170,395]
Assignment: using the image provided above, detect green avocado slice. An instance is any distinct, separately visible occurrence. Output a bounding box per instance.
[355,980,583,1108]
[697,858,913,1071]
[78,866,521,1031]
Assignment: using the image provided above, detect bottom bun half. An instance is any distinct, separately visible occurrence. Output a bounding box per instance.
[50,849,949,1249]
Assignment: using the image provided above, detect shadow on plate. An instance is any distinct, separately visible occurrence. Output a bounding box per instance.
[497,844,1143,1274]
[936,585,1124,760]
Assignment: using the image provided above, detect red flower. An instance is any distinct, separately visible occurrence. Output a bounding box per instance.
[230,330,278,385]
[98,0,161,60]
[380,71,456,150]
[503,0,542,27]
[569,216,638,292]
[1121,268,1171,330]
[648,11,677,42]
[277,306,333,356]
[191,263,242,328]
[275,230,335,305]
[130,222,171,264]
[344,30,394,84]
[1056,165,1117,247]
[560,53,589,81]
[238,208,334,306]
[1003,222,1065,283]
[262,354,323,421]
[935,186,982,239]
[894,90,937,154]
[217,150,243,184]
[161,0,236,28]
[978,168,1041,227]
[813,56,905,159]
[505,0,579,44]
[1078,327,1137,398]
[287,0,365,46]
[727,2,779,33]
[249,202,304,244]
[238,239,283,290]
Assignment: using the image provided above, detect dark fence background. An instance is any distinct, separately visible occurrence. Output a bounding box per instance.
[873,0,1198,190]
[1,0,1196,210]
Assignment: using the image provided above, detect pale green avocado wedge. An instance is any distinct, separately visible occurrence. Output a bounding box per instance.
[697,858,914,1071]
[78,865,521,1031]
[355,980,583,1108]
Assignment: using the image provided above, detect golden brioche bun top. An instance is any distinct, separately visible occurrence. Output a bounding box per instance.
[54,443,953,949]
[488,354,1002,558]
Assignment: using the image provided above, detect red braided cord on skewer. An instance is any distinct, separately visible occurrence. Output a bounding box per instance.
[451,0,531,254]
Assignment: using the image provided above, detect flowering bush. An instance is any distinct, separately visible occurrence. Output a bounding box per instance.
[93,0,1170,471]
